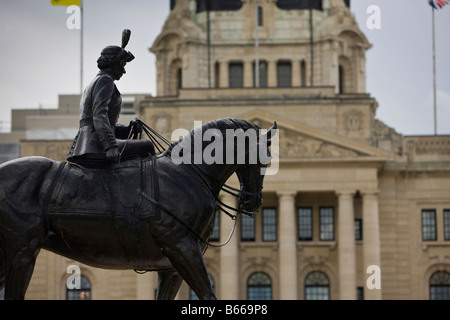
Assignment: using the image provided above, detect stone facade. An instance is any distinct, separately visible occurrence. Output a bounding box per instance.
[17,0,450,299]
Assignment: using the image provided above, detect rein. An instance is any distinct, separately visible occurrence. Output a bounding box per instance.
[134,119,258,218]
[129,119,260,248]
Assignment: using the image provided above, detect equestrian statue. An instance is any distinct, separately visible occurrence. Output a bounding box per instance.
[0,30,277,300]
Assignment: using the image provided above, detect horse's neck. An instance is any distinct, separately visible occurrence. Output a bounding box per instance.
[194,162,239,197]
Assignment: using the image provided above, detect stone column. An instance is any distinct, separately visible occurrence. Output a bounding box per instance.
[244,60,253,88]
[336,190,357,300]
[219,193,239,299]
[277,191,298,300]
[292,60,301,87]
[219,60,229,88]
[136,272,155,300]
[362,190,382,300]
[267,60,277,87]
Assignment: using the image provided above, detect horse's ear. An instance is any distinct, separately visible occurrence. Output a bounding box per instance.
[265,121,277,140]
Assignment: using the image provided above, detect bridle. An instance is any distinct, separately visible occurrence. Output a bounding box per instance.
[130,119,265,248]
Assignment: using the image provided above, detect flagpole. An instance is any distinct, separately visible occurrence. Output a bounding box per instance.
[309,8,314,86]
[255,0,259,88]
[432,6,437,135]
[80,0,84,94]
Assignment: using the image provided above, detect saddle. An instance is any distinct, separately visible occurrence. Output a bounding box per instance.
[47,157,156,221]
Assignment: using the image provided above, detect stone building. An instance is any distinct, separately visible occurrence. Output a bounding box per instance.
[8,0,450,299]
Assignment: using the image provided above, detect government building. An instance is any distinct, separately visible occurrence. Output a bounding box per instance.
[2,0,450,300]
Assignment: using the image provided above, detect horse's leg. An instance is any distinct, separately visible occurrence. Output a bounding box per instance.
[0,248,4,293]
[161,235,216,300]
[3,240,41,300]
[156,270,183,300]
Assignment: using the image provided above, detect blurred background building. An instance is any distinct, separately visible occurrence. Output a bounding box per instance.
[1,0,449,300]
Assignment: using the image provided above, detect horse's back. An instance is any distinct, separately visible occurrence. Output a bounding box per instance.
[0,156,60,196]
[0,156,61,232]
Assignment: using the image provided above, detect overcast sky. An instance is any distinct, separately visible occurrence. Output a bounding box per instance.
[0,0,449,135]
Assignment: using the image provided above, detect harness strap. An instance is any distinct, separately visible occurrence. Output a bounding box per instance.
[135,119,258,219]
[43,161,67,216]
[141,191,237,249]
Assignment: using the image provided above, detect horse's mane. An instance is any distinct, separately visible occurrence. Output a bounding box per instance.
[163,118,261,156]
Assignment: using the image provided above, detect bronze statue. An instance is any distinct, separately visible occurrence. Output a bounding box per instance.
[0,118,277,300]
[67,30,154,165]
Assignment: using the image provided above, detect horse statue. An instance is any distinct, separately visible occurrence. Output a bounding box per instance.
[0,118,276,300]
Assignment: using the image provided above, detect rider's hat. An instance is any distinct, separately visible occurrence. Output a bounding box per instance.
[98,29,135,67]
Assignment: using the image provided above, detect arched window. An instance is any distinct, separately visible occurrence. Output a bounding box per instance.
[304,271,330,300]
[169,59,183,96]
[338,65,345,94]
[247,272,272,300]
[257,6,263,26]
[177,68,182,90]
[66,275,92,300]
[190,274,215,300]
[430,271,450,300]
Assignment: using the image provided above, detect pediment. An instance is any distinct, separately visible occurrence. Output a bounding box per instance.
[237,109,390,161]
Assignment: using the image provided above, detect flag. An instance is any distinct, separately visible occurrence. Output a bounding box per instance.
[428,0,449,10]
[51,0,80,6]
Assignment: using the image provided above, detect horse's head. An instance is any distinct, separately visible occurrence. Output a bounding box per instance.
[236,121,277,213]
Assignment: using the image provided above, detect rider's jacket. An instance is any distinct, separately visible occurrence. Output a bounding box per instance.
[67,70,129,162]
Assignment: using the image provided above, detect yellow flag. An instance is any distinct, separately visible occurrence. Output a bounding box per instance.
[51,0,80,6]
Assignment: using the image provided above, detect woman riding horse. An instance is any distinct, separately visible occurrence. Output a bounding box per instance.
[67,30,154,165]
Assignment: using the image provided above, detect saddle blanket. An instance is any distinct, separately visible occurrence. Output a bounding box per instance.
[47,157,156,221]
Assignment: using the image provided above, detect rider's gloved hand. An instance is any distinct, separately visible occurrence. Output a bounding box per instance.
[106,147,120,163]
[129,119,143,137]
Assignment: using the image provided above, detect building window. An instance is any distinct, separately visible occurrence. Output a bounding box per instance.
[422,209,437,241]
[210,208,220,242]
[305,271,330,300]
[214,61,220,88]
[357,287,364,300]
[429,271,450,300]
[253,61,268,88]
[339,65,344,94]
[257,6,263,26]
[319,207,334,241]
[197,0,243,12]
[298,207,313,241]
[120,102,135,115]
[177,68,182,90]
[277,61,292,87]
[300,60,307,87]
[229,62,244,88]
[170,0,176,11]
[241,214,255,241]
[247,272,272,300]
[262,207,277,241]
[444,209,450,241]
[169,59,182,96]
[355,219,362,240]
[66,275,91,300]
[0,143,20,164]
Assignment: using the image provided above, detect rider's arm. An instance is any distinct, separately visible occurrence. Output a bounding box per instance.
[91,75,118,153]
